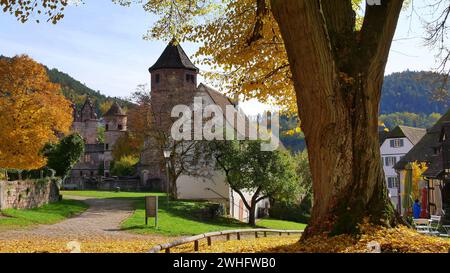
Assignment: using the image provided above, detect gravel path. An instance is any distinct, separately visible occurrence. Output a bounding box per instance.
[0,196,165,241]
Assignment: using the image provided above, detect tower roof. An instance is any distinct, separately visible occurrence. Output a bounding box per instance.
[149,40,199,73]
[104,101,126,117]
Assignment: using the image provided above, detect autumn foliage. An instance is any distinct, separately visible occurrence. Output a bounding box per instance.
[170,222,450,253]
[0,55,73,170]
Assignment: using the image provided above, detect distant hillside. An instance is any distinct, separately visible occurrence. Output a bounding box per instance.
[381,71,449,115]
[0,55,133,115]
[46,68,133,115]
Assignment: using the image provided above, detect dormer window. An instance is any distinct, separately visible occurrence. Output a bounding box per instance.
[155,74,160,84]
[390,139,404,148]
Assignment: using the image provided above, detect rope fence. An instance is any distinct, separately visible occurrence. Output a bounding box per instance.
[148,228,304,253]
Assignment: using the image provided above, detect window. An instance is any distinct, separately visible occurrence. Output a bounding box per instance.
[80,171,83,176]
[118,124,123,130]
[155,74,160,83]
[384,156,397,166]
[390,139,404,148]
[84,154,91,163]
[186,74,195,83]
[105,124,109,131]
[387,177,399,188]
[90,171,94,177]
[105,143,109,150]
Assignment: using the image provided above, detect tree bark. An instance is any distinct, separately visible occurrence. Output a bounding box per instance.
[248,201,257,227]
[271,0,405,237]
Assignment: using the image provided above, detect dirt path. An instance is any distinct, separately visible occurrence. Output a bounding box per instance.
[0,196,166,241]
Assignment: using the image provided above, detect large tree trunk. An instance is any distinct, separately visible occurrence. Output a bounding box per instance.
[271,0,405,237]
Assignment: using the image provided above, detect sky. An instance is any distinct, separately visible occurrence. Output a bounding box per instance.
[0,0,444,115]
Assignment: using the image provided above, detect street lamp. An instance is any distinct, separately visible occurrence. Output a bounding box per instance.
[163,148,171,205]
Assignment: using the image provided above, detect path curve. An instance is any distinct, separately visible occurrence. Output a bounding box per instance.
[0,196,163,241]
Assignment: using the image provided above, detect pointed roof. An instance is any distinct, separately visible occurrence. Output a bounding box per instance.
[394,110,450,170]
[386,125,426,145]
[104,101,126,117]
[149,39,199,72]
[80,97,98,121]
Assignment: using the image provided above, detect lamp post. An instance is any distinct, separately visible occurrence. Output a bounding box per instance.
[163,149,171,206]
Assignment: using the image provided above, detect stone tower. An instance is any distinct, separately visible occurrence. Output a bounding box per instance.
[72,97,99,144]
[139,40,199,189]
[103,101,127,176]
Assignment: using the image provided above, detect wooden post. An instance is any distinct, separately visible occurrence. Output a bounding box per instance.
[237,232,241,240]
[226,234,230,241]
[264,231,267,237]
[165,248,170,253]
[207,237,212,246]
[145,196,158,227]
[255,232,258,238]
[194,240,199,252]
[279,232,282,236]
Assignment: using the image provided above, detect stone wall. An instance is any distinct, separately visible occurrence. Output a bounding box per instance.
[0,179,61,209]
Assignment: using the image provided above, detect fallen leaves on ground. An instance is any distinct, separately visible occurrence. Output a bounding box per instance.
[1,223,449,253]
[0,237,169,253]
[171,224,450,253]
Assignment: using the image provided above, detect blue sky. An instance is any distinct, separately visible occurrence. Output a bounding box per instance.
[0,0,442,114]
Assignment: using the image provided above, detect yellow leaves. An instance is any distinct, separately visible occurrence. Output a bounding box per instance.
[411,161,428,200]
[0,0,68,24]
[169,222,450,253]
[284,127,302,136]
[0,237,168,253]
[0,55,73,170]
[169,236,301,253]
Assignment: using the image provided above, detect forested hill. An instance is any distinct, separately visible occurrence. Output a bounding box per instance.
[0,55,133,115]
[47,68,133,114]
[381,71,449,115]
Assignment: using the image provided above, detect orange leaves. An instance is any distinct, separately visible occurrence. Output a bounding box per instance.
[0,55,73,170]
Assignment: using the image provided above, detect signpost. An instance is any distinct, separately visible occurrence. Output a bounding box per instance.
[145,196,158,227]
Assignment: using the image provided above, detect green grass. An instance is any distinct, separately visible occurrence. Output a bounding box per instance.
[62,190,306,236]
[257,218,307,230]
[0,198,88,231]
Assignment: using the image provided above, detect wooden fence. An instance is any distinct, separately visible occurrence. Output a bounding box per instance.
[148,229,304,253]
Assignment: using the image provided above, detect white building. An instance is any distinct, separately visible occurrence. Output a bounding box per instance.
[380,126,426,209]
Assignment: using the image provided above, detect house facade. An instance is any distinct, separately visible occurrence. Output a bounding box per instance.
[395,110,450,217]
[380,126,426,209]
[138,40,268,222]
[421,122,450,223]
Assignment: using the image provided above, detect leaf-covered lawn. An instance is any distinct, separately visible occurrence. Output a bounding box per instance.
[0,199,88,231]
[0,237,168,253]
[170,224,450,253]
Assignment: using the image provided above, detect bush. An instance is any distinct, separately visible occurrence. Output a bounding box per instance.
[269,198,311,223]
[208,203,226,218]
[110,156,139,176]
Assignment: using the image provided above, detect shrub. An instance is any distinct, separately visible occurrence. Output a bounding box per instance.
[110,156,139,176]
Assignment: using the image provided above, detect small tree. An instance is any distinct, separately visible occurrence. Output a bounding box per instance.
[210,140,299,226]
[42,133,85,180]
[110,155,139,176]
